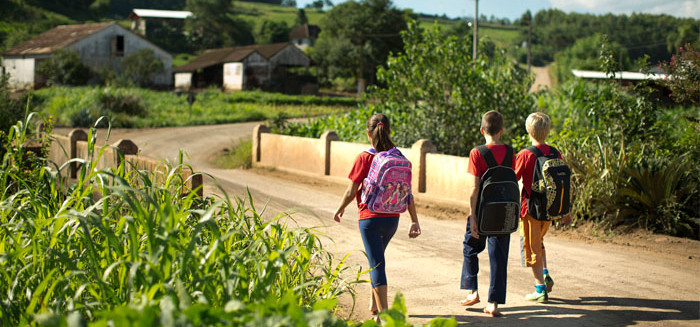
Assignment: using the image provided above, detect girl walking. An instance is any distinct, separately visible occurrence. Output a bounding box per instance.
[333,113,422,318]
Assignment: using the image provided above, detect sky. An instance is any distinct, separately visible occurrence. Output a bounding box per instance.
[294,0,700,20]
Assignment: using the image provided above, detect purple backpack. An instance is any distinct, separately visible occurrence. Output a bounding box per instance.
[361,148,413,214]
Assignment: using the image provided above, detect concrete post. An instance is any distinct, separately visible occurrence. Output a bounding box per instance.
[191,174,203,198]
[68,129,87,179]
[411,139,436,193]
[252,124,269,164]
[112,139,139,167]
[320,130,339,175]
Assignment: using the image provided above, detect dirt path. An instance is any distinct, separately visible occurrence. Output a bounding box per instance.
[530,66,553,92]
[55,123,700,326]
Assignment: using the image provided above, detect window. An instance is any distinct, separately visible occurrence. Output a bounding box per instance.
[113,35,124,57]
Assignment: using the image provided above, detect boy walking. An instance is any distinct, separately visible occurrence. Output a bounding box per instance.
[515,112,571,302]
[460,111,515,317]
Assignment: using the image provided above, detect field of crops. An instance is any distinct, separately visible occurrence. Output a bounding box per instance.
[0,114,456,326]
[30,87,361,128]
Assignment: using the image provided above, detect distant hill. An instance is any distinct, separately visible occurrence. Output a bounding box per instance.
[0,0,520,55]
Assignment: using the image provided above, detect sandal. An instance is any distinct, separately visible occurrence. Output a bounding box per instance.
[459,294,480,306]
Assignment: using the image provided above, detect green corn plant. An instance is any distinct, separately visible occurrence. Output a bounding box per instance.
[0,113,363,325]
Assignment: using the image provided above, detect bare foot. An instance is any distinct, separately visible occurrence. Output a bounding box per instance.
[369,292,378,315]
[483,305,503,317]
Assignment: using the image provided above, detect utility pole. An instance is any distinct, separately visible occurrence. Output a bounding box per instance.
[473,0,478,63]
[527,17,532,74]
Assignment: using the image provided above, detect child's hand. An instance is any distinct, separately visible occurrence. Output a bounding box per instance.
[408,222,421,238]
[333,208,344,222]
[469,215,480,239]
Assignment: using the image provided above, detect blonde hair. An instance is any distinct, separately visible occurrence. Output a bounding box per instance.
[526,112,551,142]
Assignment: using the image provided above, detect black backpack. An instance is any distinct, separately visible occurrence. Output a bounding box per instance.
[475,145,520,236]
[526,146,571,221]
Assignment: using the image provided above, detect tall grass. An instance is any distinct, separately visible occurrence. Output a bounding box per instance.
[0,114,359,325]
[30,87,359,128]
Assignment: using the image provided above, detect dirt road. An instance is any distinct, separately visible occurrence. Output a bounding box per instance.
[57,123,700,326]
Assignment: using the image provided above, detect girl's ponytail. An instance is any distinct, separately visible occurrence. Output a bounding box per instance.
[367,113,395,152]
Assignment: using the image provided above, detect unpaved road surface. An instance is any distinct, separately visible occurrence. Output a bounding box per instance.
[530,66,553,92]
[57,123,700,326]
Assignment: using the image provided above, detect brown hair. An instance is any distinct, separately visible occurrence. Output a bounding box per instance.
[481,110,504,136]
[367,113,395,152]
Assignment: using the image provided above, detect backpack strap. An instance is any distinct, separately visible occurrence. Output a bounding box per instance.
[548,146,560,158]
[502,145,514,168]
[478,145,513,168]
[476,145,498,168]
[526,145,544,157]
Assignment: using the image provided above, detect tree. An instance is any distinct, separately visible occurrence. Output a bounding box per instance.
[256,20,290,44]
[295,8,308,26]
[371,22,533,156]
[36,49,91,86]
[185,0,254,50]
[554,33,630,82]
[282,0,297,6]
[120,49,164,87]
[660,44,700,105]
[306,0,324,9]
[311,0,411,88]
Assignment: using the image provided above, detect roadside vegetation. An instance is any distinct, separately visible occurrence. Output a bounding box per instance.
[214,138,253,169]
[29,87,359,128]
[0,113,457,326]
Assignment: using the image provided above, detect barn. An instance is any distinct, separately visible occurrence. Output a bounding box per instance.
[173,42,313,93]
[1,22,172,88]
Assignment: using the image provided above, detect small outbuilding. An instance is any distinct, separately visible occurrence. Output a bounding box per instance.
[173,42,313,93]
[289,24,321,50]
[2,22,172,88]
[128,9,192,36]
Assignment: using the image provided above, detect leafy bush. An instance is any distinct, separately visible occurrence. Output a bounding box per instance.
[35,48,91,86]
[370,21,533,156]
[120,48,165,87]
[659,43,700,106]
[0,73,26,134]
[542,78,699,238]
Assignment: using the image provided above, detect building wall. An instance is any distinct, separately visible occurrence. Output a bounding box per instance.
[2,58,36,88]
[270,45,310,67]
[67,24,173,85]
[174,72,192,89]
[223,62,244,91]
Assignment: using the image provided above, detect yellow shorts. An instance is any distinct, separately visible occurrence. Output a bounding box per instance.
[520,214,551,267]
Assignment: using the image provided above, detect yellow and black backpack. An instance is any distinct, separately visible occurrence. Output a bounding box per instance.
[526,146,571,221]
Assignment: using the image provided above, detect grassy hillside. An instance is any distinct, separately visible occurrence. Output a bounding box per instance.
[0,1,75,53]
[236,1,520,46]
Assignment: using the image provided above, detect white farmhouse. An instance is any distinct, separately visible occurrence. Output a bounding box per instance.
[2,22,172,88]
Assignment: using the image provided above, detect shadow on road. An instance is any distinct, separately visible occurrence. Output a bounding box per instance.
[412,296,700,326]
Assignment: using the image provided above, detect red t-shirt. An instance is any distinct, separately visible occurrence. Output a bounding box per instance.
[348,151,400,220]
[467,144,515,178]
[515,144,562,217]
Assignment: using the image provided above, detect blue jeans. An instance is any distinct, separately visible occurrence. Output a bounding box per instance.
[460,220,511,304]
[359,216,399,288]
